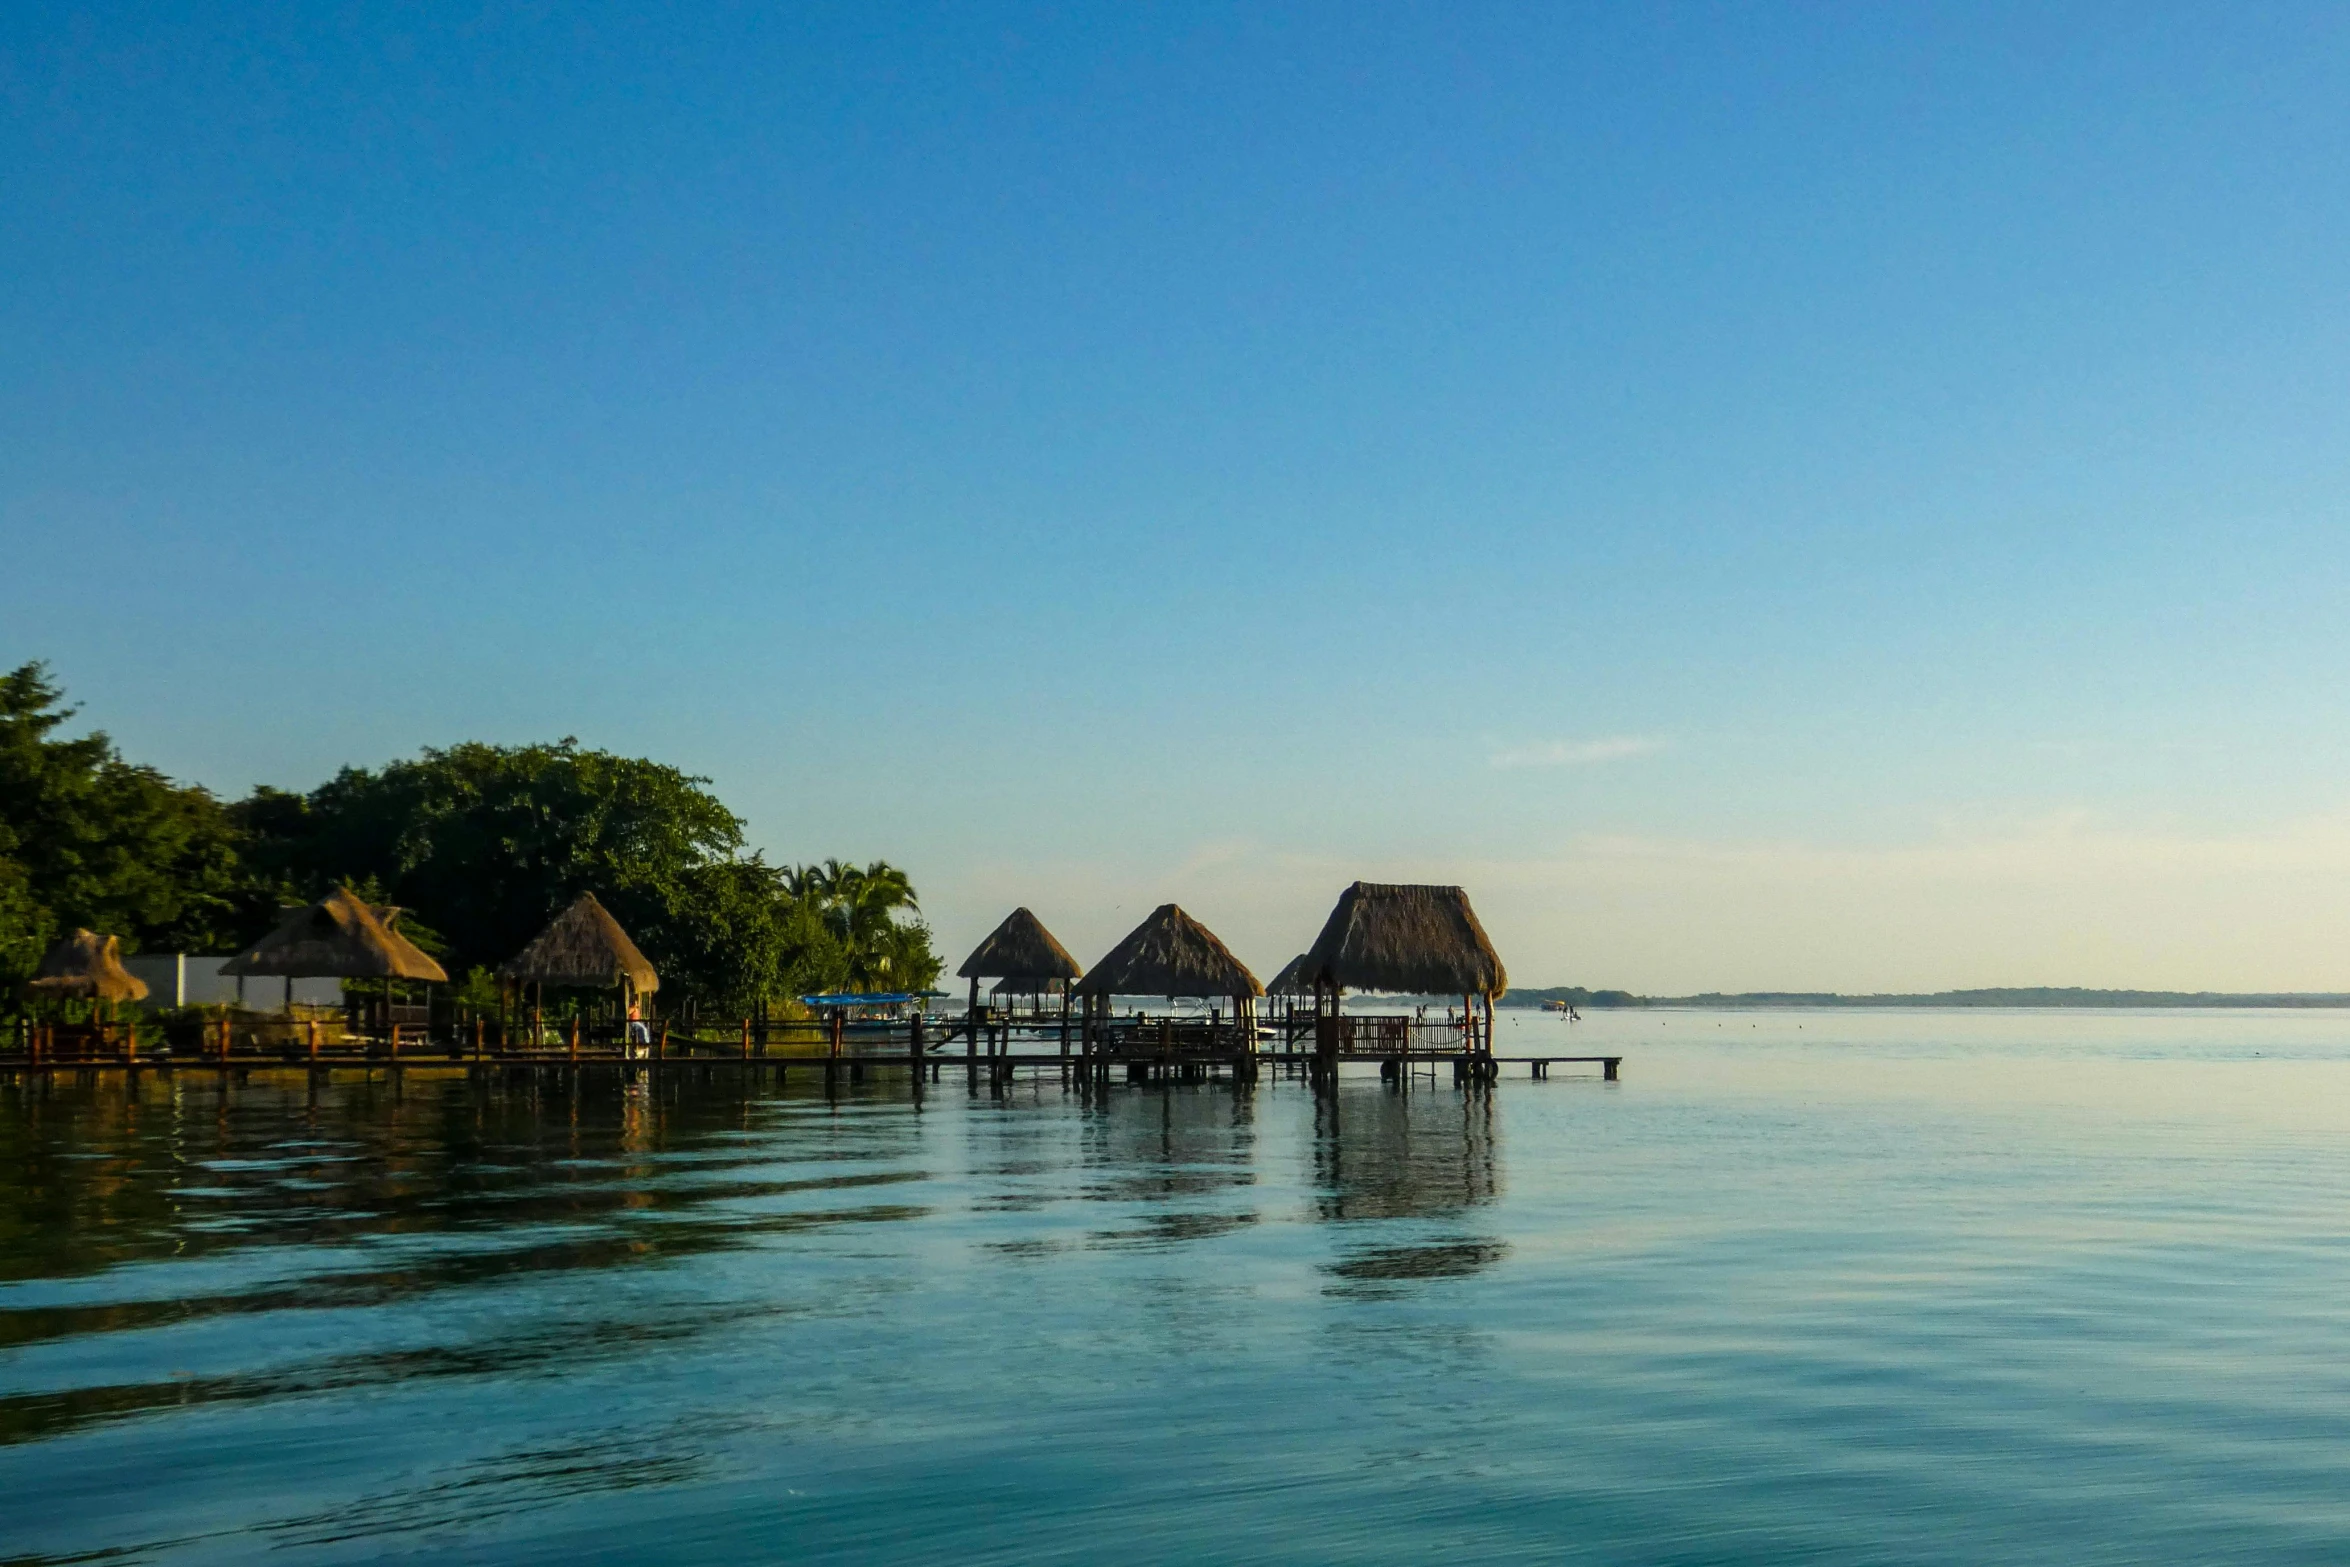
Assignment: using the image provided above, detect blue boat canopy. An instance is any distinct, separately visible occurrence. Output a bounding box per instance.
[798,991,922,1006]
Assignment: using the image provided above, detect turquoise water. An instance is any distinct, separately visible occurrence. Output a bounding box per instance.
[7,1009,2350,1564]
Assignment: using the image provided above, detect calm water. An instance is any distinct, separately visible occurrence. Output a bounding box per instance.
[7,1009,2350,1564]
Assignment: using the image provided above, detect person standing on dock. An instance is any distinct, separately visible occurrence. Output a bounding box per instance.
[627,1003,652,1057]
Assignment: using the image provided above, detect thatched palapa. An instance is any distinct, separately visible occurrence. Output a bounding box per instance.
[1302,882,1507,998]
[26,930,149,1003]
[1266,954,1314,998]
[1074,904,1261,1001]
[499,893,658,993]
[958,908,1082,983]
[223,887,448,982]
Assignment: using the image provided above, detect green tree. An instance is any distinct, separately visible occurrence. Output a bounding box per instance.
[241,740,940,1010]
[242,739,747,974]
[0,855,45,985]
[0,665,944,1011]
[0,661,248,959]
[789,858,943,993]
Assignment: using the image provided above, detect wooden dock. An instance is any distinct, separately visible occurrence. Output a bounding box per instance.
[0,1048,1618,1084]
[0,1013,1619,1087]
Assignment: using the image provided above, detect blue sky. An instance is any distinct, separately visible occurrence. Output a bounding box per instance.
[7,4,2350,989]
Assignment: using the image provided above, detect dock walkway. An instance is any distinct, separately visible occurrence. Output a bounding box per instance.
[2,1015,1619,1086]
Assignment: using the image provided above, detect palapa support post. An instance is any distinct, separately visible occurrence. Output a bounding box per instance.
[1313,986,1339,1090]
[389,1022,401,1060]
[473,1016,484,1060]
[217,1015,231,1065]
[308,1019,320,1061]
[657,1019,669,1061]
[743,1016,752,1061]
[910,1014,925,1086]
[965,979,980,1089]
[1060,988,1071,1056]
[568,1015,580,1061]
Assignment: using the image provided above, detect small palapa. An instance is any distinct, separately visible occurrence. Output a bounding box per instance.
[1074,904,1261,1001]
[223,887,448,982]
[26,930,149,1003]
[499,892,659,993]
[1300,882,1507,998]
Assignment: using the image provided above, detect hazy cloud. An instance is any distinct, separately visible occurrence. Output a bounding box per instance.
[1489,735,1664,769]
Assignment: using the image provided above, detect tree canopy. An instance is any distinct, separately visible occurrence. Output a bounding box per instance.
[0,662,247,968]
[0,662,940,1008]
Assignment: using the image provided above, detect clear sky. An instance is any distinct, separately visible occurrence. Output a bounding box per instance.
[7,4,2350,992]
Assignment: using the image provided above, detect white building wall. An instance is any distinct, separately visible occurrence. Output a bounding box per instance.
[121,954,344,1009]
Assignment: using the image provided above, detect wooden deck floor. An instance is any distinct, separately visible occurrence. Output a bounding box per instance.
[0,1049,1620,1081]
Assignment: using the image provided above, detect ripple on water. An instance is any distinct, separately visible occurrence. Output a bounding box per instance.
[4,1014,2350,1564]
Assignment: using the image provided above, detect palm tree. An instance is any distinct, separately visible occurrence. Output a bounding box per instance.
[789,860,930,990]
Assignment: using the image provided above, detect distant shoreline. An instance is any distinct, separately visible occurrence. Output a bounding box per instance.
[1496,986,2350,1011]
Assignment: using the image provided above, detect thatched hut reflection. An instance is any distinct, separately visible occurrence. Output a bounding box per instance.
[1311,1082,1499,1222]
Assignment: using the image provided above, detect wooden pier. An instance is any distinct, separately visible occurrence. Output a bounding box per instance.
[1,1013,1618,1087]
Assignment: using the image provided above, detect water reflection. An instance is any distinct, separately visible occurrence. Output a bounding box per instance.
[0,1068,934,1454]
[1312,1082,1501,1220]
[11,1022,2350,1566]
[1312,1083,1509,1295]
[0,1067,1531,1562]
[1079,1082,1258,1204]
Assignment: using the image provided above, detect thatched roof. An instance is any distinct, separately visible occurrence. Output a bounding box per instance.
[222,887,448,982]
[1302,882,1507,998]
[498,893,658,992]
[958,907,1082,982]
[1073,904,1262,1000]
[26,930,149,1003]
[1266,954,1314,997]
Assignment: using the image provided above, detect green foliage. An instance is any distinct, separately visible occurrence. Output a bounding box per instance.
[0,661,249,960]
[0,856,47,987]
[0,667,941,1013]
[238,739,745,972]
[787,859,943,994]
[450,966,503,1011]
